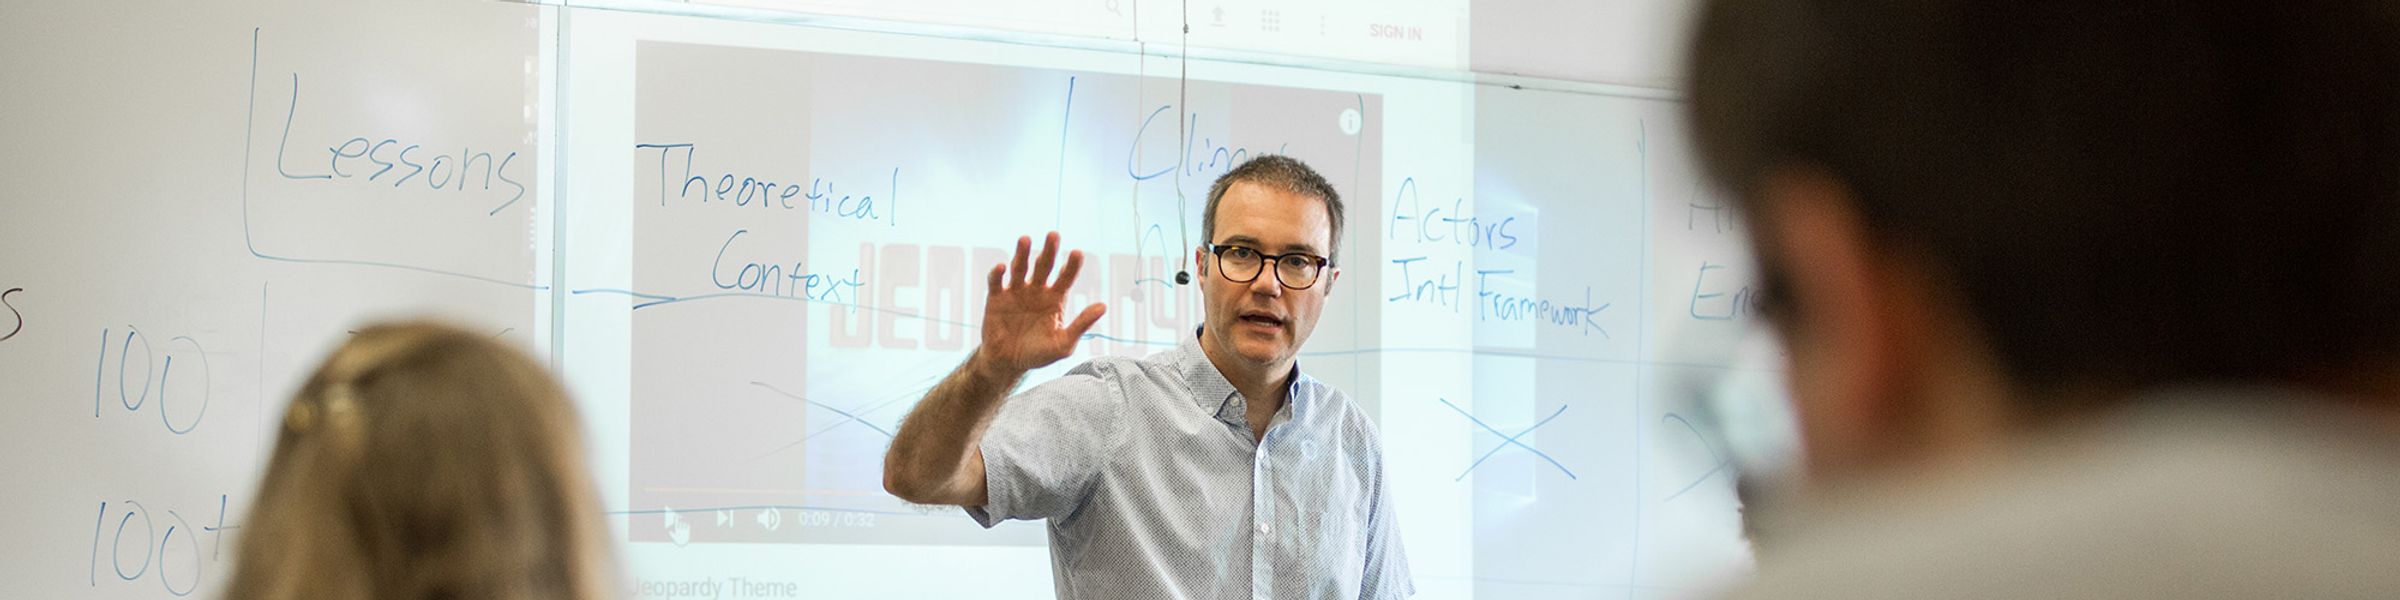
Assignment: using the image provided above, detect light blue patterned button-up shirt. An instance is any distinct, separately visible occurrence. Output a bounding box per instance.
[968,328,1413,600]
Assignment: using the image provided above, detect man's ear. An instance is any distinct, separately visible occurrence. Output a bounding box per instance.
[1193,245,1209,276]
[1756,168,1921,480]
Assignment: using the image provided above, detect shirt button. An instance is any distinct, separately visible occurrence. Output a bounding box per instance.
[1257,522,1272,535]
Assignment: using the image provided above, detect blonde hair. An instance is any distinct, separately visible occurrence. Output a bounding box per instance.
[226,322,614,600]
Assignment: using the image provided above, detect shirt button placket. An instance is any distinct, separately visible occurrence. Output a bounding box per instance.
[1252,436,1274,599]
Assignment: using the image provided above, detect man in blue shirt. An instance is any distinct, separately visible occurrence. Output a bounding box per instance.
[883,155,1412,599]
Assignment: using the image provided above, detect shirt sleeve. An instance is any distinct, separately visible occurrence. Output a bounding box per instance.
[1358,440,1415,599]
[966,360,1125,528]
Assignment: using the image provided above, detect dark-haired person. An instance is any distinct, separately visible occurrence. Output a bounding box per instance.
[1685,1,2400,598]
[883,155,1413,599]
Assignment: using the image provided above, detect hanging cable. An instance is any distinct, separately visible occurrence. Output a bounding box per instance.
[1171,0,1196,285]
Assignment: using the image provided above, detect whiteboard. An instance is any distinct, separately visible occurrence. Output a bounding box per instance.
[2,1,1773,599]
[559,7,1764,600]
[0,0,550,598]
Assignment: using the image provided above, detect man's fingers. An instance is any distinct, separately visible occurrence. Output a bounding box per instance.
[1053,250,1086,291]
[1030,231,1060,286]
[1064,303,1108,341]
[987,262,1006,296]
[1009,235,1033,287]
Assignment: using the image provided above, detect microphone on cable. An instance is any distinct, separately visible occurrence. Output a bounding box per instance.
[1174,271,1192,285]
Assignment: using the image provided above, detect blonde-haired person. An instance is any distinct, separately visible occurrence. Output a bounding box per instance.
[225,322,616,600]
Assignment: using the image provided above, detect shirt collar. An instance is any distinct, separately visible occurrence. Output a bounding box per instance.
[1180,326,1307,426]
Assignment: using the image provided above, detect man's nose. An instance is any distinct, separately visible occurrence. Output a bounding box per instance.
[1247,268,1285,298]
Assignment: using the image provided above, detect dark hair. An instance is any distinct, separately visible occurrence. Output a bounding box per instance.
[1204,155,1346,264]
[1687,1,2400,397]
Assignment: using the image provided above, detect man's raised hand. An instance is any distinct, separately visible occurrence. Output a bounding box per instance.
[975,232,1107,373]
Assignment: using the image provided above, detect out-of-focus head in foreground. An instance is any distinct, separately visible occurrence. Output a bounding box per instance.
[226,321,614,600]
[1687,1,2400,597]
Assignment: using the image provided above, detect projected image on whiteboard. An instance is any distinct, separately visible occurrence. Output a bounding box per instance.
[623,41,1381,547]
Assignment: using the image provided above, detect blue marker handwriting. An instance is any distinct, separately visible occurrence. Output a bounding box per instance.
[711,229,865,304]
[637,143,900,226]
[1387,177,1524,250]
[1473,270,1609,337]
[1388,257,1465,311]
[1387,262,1613,336]
[1662,412,1734,501]
[1686,182,1739,234]
[1689,261,1763,321]
[92,327,210,434]
[274,73,527,216]
[1126,104,1289,182]
[90,495,231,596]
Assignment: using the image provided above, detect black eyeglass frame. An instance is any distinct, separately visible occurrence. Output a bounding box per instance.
[1204,243,1333,290]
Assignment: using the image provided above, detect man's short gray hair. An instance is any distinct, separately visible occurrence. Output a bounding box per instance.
[1202,155,1345,264]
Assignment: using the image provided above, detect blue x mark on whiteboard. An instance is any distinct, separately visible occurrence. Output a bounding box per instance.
[1440,398,1578,481]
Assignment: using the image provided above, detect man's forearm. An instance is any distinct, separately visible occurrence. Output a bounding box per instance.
[883,350,1026,504]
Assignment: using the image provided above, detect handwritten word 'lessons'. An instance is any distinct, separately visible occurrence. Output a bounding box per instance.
[274,74,527,215]
[837,241,1196,354]
[710,229,865,304]
[1388,177,1524,249]
[90,495,232,596]
[1689,261,1764,321]
[92,327,211,434]
[638,143,900,226]
[2,287,22,342]
[1126,105,1290,182]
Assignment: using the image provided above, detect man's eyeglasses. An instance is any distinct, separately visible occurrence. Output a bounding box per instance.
[1206,243,1331,290]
